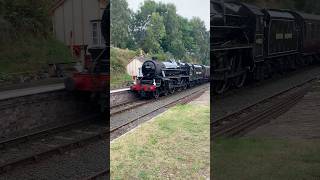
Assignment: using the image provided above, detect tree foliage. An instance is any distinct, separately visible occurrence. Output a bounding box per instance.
[110,0,132,48]
[111,0,209,65]
[142,12,166,53]
[1,0,52,37]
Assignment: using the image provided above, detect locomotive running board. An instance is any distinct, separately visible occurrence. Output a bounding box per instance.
[212,45,253,51]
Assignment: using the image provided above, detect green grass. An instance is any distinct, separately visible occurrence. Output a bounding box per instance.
[110,104,210,179]
[0,36,73,74]
[110,73,133,89]
[213,137,320,180]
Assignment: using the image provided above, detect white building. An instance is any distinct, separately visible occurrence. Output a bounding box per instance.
[50,0,107,60]
[126,56,146,79]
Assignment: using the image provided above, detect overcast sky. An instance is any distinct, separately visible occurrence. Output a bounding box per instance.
[127,0,210,30]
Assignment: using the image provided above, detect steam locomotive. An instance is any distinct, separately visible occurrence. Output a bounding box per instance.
[64,3,109,112]
[211,0,320,94]
[131,58,210,98]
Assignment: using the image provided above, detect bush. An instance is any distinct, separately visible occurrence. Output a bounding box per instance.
[2,0,52,37]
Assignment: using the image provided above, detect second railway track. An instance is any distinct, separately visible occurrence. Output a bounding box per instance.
[212,78,318,138]
[0,115,106,174]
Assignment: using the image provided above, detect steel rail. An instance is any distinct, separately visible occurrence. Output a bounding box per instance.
[212,78,316,137]
[110,85,209,134]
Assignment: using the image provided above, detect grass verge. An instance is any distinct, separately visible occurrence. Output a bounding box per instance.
[110,48,136,89]
[110,73,133,90]
[110,104,210,179]
[0,36,73,74]
[213,137,320,180]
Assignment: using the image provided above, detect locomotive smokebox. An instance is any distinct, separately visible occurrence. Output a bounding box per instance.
[142,60,164,77]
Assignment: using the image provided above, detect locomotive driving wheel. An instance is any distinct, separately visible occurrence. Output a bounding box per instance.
[163,89,169,96]
[233,72,247,88]
[168,83,175,94]
[214,80,228,94]
[183,82,187,90]
[169,88,175,94]
[153,89,160,99]
[230,52,247,88]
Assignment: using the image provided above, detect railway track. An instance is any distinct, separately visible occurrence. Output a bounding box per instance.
[212,78,317,138]
[110,100,151,116]
[110,84,209,139]
[110,84,209,117]
[85,169,109,180]
[0,115,105,174]
[0,84,208,175]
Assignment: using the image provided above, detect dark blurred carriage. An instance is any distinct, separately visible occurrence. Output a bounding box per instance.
[211,0,320,94]
[64,3,110,112]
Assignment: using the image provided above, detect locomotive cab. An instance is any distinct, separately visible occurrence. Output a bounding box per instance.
[211,0,225,26]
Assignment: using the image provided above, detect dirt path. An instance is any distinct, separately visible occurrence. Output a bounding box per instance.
[189,88,210,106]
[246,80,320,139]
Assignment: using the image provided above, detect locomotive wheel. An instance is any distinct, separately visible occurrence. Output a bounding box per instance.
[183,83,187,90]
[164,90,169,96]
[153,89,160,99]
[133,92,140,98]
[214,80,228,94]
[233,72,247,88]
[169,88,175,94]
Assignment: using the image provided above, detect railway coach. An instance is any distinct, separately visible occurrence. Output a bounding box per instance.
[211,0,320,94]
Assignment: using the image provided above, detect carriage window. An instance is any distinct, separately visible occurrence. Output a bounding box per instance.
[256,17,260,31]
[307,23,312,40]
[312,23,316,39]
[318,24,320,39]
[312,23,315,38]
[91,21,104,47]
[92,22,99,46]
[101,32,105,45]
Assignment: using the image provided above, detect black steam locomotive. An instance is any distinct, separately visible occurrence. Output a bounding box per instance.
[211,0,320,94]
[131,58,210,98]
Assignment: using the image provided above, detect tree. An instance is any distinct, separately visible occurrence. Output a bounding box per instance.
[2,0,51,36]
[111,0,132,48]
[189,17,209,65]
[142,12,166,53]
[120,0,209,65]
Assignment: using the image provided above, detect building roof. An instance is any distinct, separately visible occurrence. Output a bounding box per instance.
[50,0,107,14]
[128,56,146,64]
[50,0,65,14]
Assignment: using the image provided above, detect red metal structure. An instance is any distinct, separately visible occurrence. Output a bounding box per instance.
[64,3,109,112]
